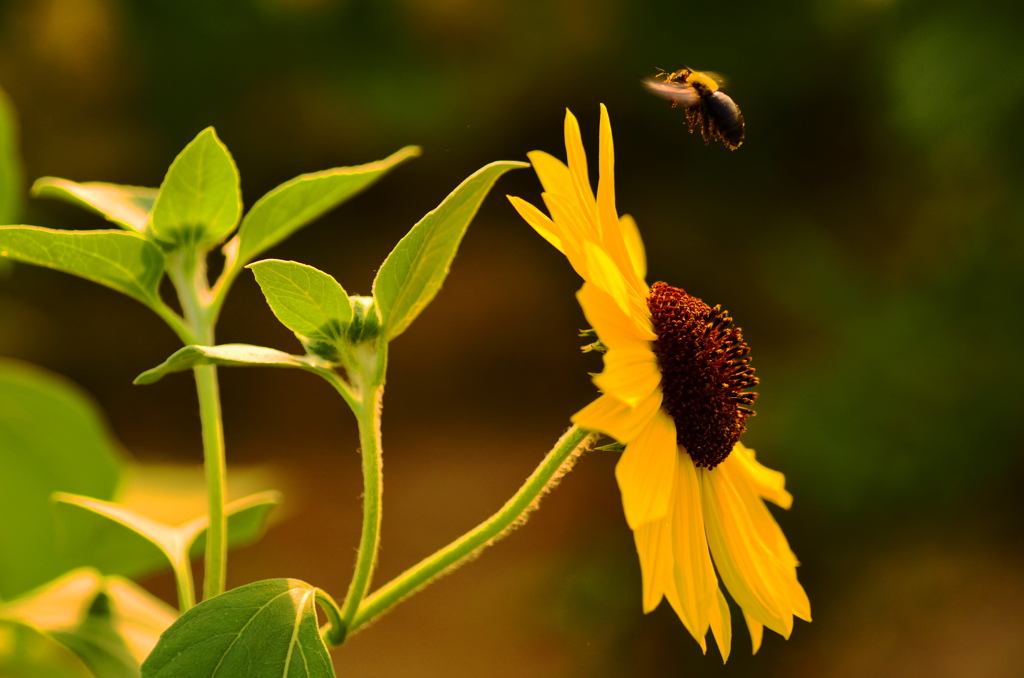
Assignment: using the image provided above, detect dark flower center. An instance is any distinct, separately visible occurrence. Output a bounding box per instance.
[647,282,758,469]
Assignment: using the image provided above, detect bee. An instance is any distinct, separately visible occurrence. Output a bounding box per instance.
[644,68,745,150]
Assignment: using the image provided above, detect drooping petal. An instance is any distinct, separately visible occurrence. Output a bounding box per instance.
[527,150,574,198]
[669,453,718,646]
[699,465,794,638]
[615,410,678,529]
[709,587,733,663]
[633,516,673,613]
[572,390,661,443]
[722,453,811,623]
[664,577,707,654]
[732,443,792,509]
[593,346,661,408]
[744,612,764,654]
[577,283,656,351]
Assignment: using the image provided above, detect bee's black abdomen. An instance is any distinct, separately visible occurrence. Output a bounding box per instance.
[705,92,745,150]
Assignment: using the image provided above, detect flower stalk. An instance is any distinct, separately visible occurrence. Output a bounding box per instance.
[345,425,597,637]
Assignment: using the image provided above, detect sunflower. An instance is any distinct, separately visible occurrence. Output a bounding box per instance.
[507,105,810,660]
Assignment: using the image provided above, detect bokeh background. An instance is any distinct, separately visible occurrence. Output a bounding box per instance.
[2,0,1024,675]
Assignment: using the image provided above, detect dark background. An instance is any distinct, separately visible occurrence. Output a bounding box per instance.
[2,0,1023,675]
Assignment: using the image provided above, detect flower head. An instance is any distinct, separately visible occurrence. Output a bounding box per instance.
[508,105,809,660]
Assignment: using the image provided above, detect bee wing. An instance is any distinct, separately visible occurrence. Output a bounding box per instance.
[642,78,700,106]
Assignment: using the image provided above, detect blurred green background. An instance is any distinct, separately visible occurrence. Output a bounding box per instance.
[1,0,1023,675]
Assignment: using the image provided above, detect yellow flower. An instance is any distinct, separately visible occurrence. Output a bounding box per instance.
[507,105,810,660]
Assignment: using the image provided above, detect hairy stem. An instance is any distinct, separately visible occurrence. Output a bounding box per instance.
[345,425,595,637]
[338,383,385,628]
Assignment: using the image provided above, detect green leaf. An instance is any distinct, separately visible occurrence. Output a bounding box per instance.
[248,259,352,351]
[0,85,23,224]
[134,344,331,385]
[32,178,157,233]
[234,145,420,265]
[149,127,241,249]
[0,621,94,678]
[1,568,176,674]
[54,491,281,582]
[0,226,166,307]
[0,361,123,600]
[373,160,527,341]
[141,579,335,678]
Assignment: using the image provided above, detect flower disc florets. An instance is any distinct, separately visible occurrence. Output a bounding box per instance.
[647,282,758,469]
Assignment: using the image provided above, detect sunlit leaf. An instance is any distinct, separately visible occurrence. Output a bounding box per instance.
[149,128,241,249]
[54,491,282,582]
[141,579,335,678]
[373,160,527,341]
[32,178,157,233]
[0,361,123,600]
[248,260,352,349]
[234,145,420,266]
[0,226,165,307]
[134,344,331,385]
[0,568,176,673]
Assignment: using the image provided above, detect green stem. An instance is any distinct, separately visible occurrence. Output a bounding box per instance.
[194,364,227,600]
[172,557,196,612]
[345,425,595,637]
[338,382,385,627]
[167,248,228,602]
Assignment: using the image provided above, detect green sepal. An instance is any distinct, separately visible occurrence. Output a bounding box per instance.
[0,226,166,308]
[149,127,241,250]
[373,160,527,342]
[32,178,157,233]
[595,441,625,452]
[233,145,420,266]
[140,579,336,678]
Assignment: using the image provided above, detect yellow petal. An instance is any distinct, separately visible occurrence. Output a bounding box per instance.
[572,390,661,443]
[619,214,647,281]
[732,442,792,509]
[709,587,733,663]
[582,240,634,317]
[633,516,673,613]
[576,283,657,349]
[595,105,631,264]
[506,195,564,254]
[669,454,717,645]
[563,109,598,226]
[664,578,707,654]
[615,409,677,529]
[593,346,661,408]
[744,611,764,654]
[722,453,811,623]
[527,150,574,198]
[700,465,794,638]
[541,191,594,277]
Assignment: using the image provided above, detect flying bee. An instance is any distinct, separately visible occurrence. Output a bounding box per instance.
[644,68,745,150]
